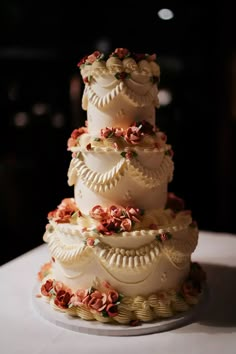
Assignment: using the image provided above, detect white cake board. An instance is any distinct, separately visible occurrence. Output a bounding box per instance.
[32,283,208,336]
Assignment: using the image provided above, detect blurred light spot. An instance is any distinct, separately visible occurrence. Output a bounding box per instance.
[158,89,172,106]
[95,37,111,53]
[70,75,81,100]
[51,113,64,128]
[32,103,49,116]
[14,112,29,127]
[157,8,174,20]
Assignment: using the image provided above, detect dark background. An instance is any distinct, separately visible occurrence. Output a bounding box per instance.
[1,1,236,265]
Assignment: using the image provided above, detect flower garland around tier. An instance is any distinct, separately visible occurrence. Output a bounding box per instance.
[67,120,168,151]
[37,262,206,325]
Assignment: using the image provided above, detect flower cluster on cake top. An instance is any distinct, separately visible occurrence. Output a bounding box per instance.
[77,48,160,84]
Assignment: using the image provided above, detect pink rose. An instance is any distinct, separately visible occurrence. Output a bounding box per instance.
[47,209,58,220]
[120,218,132,231]
[114,127,124,137]
[67,127,87,149]
[71,127,88,139]
[101,127,115,138]
[124,126,142,144]
[109,205,123,219]
[124,150,135,160]
[59,198,77,210]
[125,206,142,223]
[67,137,77,149]
[41,279,53,296]
[90,205,108,220]
[53,281,64,293]
[107,289,119,303]
[86,51,101,64]
[87,291,107,312]
[147,53,157,61]
[96,221,114,235]
[47,198,81,223]
[111,48,130,59]
[165,193,185,212]
[106,303,118,317]
[70,289,89,306]
[86,237,95,247]
[138,120,155,135]
[77,55,88,67]
[54,289,72,309]
[82,294,91,307]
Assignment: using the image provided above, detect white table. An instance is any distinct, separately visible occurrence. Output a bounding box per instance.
[1,230,236,354]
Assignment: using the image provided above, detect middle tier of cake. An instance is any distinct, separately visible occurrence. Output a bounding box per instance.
[68,144,174,214]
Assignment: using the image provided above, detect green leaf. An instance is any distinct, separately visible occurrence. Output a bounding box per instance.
[117,294,124,302]
[71,211,78,219]
[88,286,95,294]
[102,310,109,317]
[93,238,100,246]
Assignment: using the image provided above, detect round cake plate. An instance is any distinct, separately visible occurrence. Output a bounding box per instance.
[32,283,208,337]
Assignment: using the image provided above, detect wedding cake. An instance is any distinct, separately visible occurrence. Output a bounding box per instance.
[37,48,206,325]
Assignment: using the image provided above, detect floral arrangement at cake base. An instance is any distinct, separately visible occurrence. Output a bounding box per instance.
[37,262,206,326]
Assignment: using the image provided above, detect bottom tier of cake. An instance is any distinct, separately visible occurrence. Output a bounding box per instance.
[37,196,206,326]
[37,261,206,325]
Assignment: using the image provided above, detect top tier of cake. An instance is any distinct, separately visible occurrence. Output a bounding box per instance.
[77,48,160,135]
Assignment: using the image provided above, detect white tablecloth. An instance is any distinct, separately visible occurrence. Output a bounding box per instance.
[1,230,236,354]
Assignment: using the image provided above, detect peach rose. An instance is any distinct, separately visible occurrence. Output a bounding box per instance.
[111,48,130,59]
[86,51,101,64]
[90,205,108,220]
[69,289,89,307]
[41,279,54,296]
[107,289,119,303]
[147,53,157,61]
[106,303,118,317]
[120,218,132,231]
[54,289,72,309]
[124,126,142,144]
[86,291,107,312]
[125,206,142,223]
